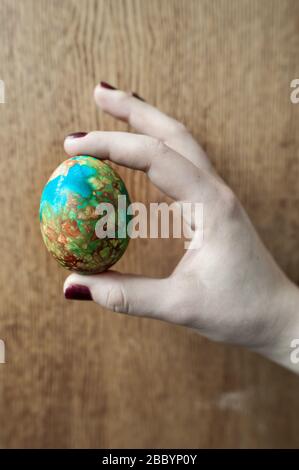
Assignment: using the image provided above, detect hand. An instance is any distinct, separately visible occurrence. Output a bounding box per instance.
[63,83,299,372]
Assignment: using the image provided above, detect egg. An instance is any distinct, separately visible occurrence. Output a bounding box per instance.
[40,155,131,273]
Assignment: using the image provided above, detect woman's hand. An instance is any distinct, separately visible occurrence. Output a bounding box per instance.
[63,83,299,372]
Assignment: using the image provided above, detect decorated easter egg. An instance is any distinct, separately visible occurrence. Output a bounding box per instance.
[40,155,131,273]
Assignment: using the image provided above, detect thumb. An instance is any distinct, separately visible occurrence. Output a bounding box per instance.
[64,271,173,320]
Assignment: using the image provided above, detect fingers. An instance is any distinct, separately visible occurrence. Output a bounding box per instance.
[64,131,217,204]
[94,84,212,171]
[64,271,173,320]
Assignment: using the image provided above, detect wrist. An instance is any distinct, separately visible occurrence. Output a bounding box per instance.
[253,278,299,372]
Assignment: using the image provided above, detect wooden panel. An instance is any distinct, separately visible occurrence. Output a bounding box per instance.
[0,0,299,448]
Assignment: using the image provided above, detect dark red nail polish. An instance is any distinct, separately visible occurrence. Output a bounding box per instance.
[67,132,88,139]
[65,284,93,301]
[132,92,145,102]
[100,81,117,90]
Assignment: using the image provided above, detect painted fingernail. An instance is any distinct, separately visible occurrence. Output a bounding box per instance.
[132,92,145,102]
[67,132,88,139]
[64,284,93,301]
[100,81,117,90]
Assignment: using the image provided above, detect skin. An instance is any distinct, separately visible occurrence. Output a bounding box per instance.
[63,83,299,373]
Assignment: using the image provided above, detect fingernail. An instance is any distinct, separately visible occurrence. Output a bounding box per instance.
[64,284,93,301]
[67,132,88,139]
[132,92,145,102]
[100,81,117,90]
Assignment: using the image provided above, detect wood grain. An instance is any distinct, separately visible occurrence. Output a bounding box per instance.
[0,0,299,448]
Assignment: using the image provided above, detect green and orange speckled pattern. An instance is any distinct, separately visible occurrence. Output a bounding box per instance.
[39,155,131,273]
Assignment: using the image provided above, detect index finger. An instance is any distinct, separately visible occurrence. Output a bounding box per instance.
[64,131,217,205]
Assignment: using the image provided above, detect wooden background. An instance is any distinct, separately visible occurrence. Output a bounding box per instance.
[0,0,299,448]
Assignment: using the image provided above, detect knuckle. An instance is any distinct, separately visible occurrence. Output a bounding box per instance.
[170,120,189,137]
[105,284,128,313]
[145,136,168,157]
[219,186,239,217]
